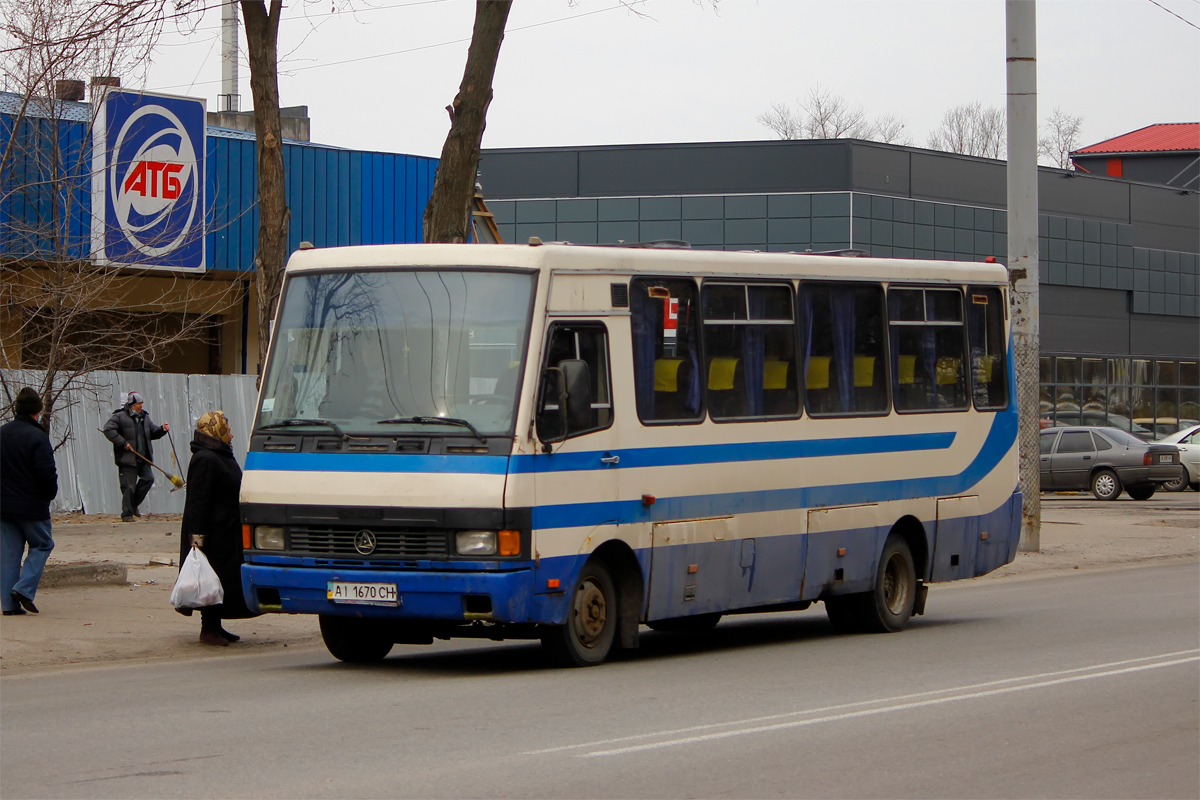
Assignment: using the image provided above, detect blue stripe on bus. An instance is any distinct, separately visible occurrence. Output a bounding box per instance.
[245,431,956,476]
[530,409,1018,530]
[508,431,956,474]
[244,452,510,475]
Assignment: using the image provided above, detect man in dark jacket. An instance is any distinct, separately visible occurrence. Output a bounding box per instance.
[1,387,59,615]
[102,391,169,522]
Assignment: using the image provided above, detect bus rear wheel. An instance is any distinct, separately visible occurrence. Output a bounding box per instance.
[825,534,916,634]
[319,615,394,663]
[541,559,617,667]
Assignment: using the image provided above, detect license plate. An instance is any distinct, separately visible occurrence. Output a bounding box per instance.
[1159,454,1173,463]
[327,582,399,606]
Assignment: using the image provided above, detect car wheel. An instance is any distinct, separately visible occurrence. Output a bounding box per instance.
[1126,485,1156,501]
[1090,469,1122,500]
[1163,468,1189,492]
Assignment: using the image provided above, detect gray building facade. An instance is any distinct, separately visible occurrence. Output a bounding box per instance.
[479,139,1200,434]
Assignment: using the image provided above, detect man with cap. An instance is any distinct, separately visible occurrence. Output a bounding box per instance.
[1,388,59,615]
[102,391,169,522]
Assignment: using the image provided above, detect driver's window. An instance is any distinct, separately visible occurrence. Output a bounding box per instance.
[538,323,612,440]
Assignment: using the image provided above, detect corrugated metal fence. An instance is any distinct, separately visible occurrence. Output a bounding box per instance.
[3,370,258,515]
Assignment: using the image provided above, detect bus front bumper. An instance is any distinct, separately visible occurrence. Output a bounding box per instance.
[240,562,537,622]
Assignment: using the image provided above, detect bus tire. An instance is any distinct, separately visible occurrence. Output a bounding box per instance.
[319,615,394,663]
[859,533,916,633]
[541,559,617,667]
[646,613,722,633]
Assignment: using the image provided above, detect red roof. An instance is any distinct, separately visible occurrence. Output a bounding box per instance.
[1073,123,1200,156]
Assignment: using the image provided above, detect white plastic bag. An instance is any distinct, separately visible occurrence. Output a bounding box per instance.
[170,545,224,609]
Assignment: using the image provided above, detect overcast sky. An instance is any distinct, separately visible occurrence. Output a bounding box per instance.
[141,0,1200,159]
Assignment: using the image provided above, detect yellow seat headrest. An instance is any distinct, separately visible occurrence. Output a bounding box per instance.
[708,357,739,391]
[763,360,790,390]
[655,358,684,393]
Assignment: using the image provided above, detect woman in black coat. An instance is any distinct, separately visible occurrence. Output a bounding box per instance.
[178,411,256,646]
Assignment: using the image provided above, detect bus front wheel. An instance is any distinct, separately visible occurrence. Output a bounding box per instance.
[319,615,394,663]
[541,559,617,667]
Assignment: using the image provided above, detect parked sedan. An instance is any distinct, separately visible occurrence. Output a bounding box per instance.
[1039,426,1182,500]
[1156,424,1200,492]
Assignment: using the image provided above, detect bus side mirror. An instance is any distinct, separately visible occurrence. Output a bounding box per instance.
[559,359,592,433]
[537,360,592,450]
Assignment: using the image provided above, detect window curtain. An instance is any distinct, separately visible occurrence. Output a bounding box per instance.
[830,288,856,412]
[800,288,814,409]
[630,285,657,418]
[683,297,702,414]
[743,290,767,416]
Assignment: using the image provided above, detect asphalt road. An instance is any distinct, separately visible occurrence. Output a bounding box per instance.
[2,560,1197,799]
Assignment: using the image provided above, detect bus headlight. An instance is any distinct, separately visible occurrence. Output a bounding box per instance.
[255,526,285,550]
[456,530,496,556]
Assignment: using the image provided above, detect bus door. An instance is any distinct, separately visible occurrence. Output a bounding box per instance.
[533,320,621,549]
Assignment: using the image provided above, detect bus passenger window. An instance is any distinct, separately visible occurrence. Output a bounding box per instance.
[889,287,969,413]
[967,286,1009,410]
[537,323,613,441]
[799,283,888,416]
[701,283,798,420]
[631,278,703,423]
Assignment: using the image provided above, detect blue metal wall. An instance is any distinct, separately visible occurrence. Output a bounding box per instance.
[206,132,437,271]
[1,104,437,269]
[0,112,92,261]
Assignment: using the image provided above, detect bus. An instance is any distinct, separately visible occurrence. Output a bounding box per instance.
[239,242,1021,666]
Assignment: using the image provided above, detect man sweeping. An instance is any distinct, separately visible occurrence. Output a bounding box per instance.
[102,392,169,522]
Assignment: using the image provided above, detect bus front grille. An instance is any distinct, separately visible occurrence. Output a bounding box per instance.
[288,528,449,558]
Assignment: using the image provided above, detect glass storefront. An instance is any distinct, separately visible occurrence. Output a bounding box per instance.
[1040,354,1200,439]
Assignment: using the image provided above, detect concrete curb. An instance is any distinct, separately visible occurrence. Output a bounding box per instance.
[41,563,128,588]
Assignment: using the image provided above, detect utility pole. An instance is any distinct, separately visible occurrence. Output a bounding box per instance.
[1006,0,1041,551]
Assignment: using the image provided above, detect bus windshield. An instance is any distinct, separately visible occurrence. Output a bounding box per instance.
[256,269,536,437]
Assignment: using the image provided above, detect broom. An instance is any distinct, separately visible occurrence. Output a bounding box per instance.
[97,429,186,490]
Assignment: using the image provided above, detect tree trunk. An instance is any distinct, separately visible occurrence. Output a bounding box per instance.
[242,0,290,381]
[423,0,512,243]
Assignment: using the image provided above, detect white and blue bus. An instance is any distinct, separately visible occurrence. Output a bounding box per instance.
[240,242,1021,666]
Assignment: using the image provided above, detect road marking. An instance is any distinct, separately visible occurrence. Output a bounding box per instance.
[522,649,1200,758]
[581,656,1200,758]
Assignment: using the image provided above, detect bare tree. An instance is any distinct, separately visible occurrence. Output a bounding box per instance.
[756,101,803,140]
[757,86,910,145]
[1039,107,1084,169]
[801,84,870,139]
[927,101,1007,159]
[1,0,238,445]
[423,0,513,244]
[240,0,289,380]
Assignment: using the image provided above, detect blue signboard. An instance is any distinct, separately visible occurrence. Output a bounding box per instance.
[92,90,206,271]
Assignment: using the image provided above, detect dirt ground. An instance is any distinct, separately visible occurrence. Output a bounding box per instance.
[1,496,1196,676]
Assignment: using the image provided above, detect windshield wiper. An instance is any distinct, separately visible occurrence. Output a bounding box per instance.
[257,418,350,439]
[376,416,487,443]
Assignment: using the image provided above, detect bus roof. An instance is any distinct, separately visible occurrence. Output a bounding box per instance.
[284,242,1011,285]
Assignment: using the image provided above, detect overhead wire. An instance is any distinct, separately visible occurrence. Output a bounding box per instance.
[144,2,629,92]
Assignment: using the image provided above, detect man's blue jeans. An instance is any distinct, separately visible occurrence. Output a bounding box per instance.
[1,518,55,612]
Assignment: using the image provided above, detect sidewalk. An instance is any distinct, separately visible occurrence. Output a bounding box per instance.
[1,497,1196,676]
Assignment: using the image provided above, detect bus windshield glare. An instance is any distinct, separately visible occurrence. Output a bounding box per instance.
[256,269,536,436]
